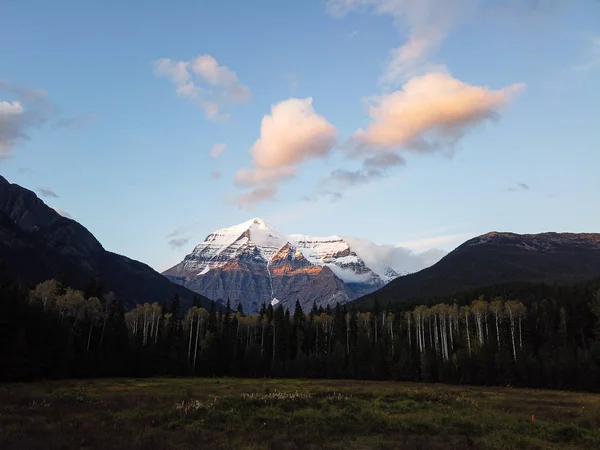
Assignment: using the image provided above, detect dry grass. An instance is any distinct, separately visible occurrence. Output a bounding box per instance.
[1,378,599,449]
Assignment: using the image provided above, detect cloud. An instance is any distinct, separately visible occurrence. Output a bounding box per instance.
[327,0,474,85]
[302,190,344,203]
[234,98,336,205]
[211,171,222,180]
[343,236,447,277]
[285,73,299,92]
[154,55,250,120]
[363,151,405,167]
[54,114,95,129]
[234,166,297,186]
[210,142,226,158]
[166,222,204,249]
[167,225,194,239]
[250,98,337,170]
[504,182,530,192]
[330,168,383,187]
[572,36,600,73]
[351,72,524,155]
[397,232,473,252]
[231,185,278,207]
[0,80,55,159]
[53,207,73,219]
[37,187,59,198]
[168,238,190,249]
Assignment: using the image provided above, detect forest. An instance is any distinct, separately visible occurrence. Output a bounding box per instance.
[1,265,599,392]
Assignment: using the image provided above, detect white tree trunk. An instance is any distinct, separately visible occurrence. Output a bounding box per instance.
[193,317,201,374]
[465,312,472,358]
[187,314,194,363]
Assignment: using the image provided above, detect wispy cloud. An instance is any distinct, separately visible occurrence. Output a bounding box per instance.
[54,114,95,129]
[37,187,59,198]
[302,190,344,203]
[154,54,250,120]
[343,236,447,276]
[210,142,226,158]
[166,222,204,249]
[53,207,73,219]
[503,182,530,192]
[572,35,600,73]
[0,80,56,159]
[329,168,383,187]
[284,73,299,92]
[230,185,278,208]
[397,232,473,252]
[327,0,475,86]
[168,237,190,249]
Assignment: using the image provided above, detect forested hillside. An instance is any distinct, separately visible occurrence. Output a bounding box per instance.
[2,264,599,391]
[355,232,600,308]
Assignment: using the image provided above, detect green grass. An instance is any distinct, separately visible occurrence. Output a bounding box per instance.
[1,378,599,449]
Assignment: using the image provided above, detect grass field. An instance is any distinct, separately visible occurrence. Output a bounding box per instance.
[1,378,599,449]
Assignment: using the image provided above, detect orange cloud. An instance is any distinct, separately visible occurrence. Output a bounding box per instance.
[352,72,524,153]
[233,97,336,205]
[250,98,337,170]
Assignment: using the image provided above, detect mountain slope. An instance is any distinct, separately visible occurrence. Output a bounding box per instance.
[163,218,387,312]
[0,176,211,310]
[353,231,600,308]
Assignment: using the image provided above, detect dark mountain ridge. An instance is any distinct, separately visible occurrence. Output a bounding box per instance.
[353,231,600,308]
[0,176,211,309]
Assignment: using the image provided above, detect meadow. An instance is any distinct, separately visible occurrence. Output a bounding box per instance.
[1,378,599,449]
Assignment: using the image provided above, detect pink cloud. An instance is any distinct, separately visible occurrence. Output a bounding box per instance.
[233,97,336,205]
[352,72,524,153]
[250,98,337,169]
[154,54,250,120]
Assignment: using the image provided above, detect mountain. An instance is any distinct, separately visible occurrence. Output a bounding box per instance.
[353,231,600,308]
[0,176,211,310]
[163,218,433,313]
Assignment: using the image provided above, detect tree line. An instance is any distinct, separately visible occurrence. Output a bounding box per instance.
[1,266,599,391]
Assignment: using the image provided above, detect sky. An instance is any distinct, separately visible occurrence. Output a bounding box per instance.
[1,0,599,272]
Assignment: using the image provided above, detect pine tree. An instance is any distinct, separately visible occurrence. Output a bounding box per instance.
[293,300,304,322]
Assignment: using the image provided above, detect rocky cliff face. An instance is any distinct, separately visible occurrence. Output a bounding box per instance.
[163,218,385,313]
[0,176,211,309]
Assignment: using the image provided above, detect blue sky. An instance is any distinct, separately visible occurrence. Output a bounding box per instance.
[1,0,599,271]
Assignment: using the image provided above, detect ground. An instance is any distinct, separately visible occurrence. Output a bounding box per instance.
[1,378,599,449]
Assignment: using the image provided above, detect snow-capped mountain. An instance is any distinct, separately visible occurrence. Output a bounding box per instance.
[163,218,438,313]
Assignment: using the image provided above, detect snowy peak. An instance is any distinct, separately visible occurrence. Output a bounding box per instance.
[163,218,444,313]
[290,234,382,286]
[167,219,387,287]
[382,267,401,283]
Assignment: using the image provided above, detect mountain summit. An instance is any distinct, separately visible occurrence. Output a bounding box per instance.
[163,218,405,312]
